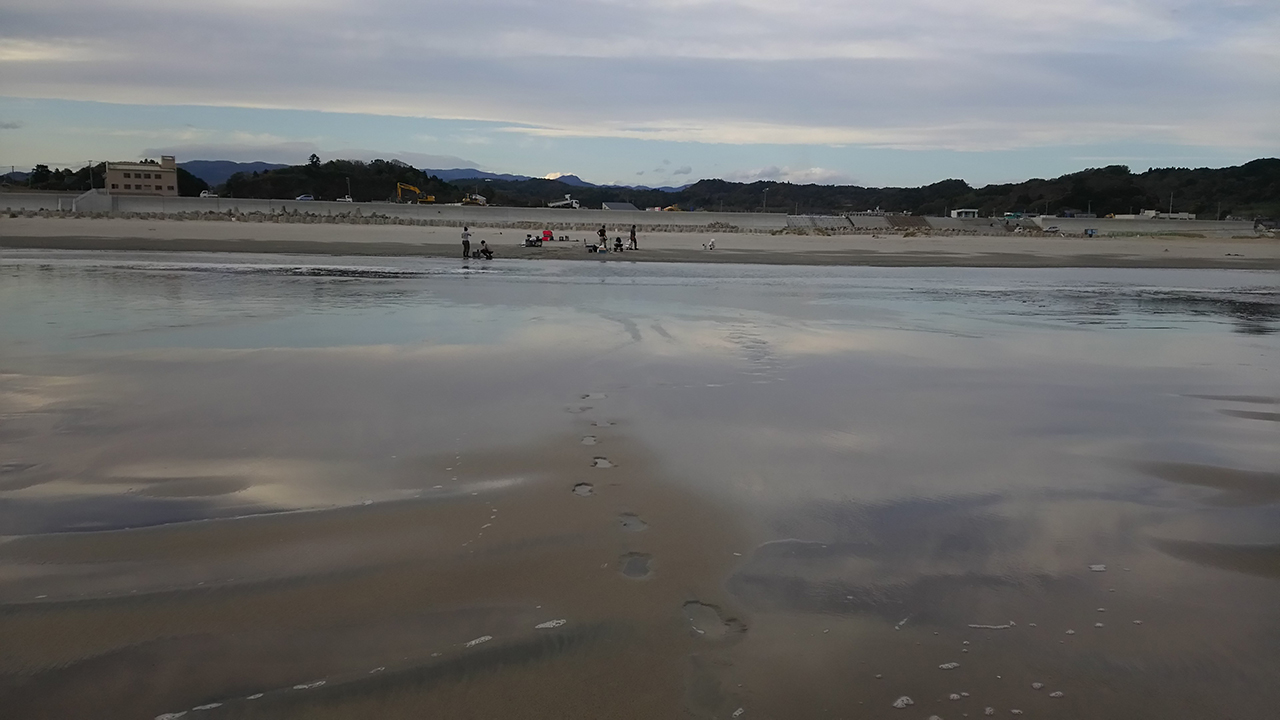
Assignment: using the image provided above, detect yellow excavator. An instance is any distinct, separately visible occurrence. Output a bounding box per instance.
[396,182,435,204]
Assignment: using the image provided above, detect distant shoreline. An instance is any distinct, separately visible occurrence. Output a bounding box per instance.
[2,217,1277,270]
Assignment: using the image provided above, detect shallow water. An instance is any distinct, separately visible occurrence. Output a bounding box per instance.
[1,250,1277,719]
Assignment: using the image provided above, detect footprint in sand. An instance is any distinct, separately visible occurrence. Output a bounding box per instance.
[592,419,615,427]
[619,552,653,579]
[619,512,648,532]
[592,457,614,468]
[572,482,595,497]
[581,393,607,400]
[683,601,747,640]
[581,435,598,446]
[566,405,592,414]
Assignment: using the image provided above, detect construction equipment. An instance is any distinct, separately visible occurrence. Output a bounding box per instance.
[460,193,488,206]
[548,194,580,209]
[396,182,435,204]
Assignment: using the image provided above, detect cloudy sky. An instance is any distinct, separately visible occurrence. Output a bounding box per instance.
[2,0,1277,186]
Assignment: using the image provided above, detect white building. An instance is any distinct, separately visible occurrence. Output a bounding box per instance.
[950,209,979,219]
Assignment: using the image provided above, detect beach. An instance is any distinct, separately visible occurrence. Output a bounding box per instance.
[1,250,1278,719]
[2,216,1277,268]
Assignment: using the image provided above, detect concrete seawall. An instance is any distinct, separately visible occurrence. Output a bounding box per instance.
[2,192,1259,236]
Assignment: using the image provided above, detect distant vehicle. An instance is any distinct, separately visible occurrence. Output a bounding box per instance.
[295,194,314,201]
[199,190,218,198]
[548,194,580,209]
[1044,225,1060,233]
[395,183,434,204]
[336,195,353,202]
[460,193,488,206]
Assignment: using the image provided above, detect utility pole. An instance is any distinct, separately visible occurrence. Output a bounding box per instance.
[762,187,768,213]
[346,176,352,200]
[1169,192,1174,215]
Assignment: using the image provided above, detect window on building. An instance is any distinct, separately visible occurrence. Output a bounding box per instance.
[123,173,131,178]
[167,186,175,190]
[111,183,118,189]
[124,184,132,190]
[144,173,152,179]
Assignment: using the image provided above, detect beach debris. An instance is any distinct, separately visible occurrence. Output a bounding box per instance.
[1031,682,1043,690]
[962,692,970,697]
[155,714,187,720]
[1065,629,1076,635]
[984,708,995,716]
[192,703,222,711]
[894,617,910,630]
[732,708,745,718]
[1133,620,1143,625]
[535,619,567,629]
[1049,691,1064,698]
[464,635,493,648]
[929,716,943,720]
[892,696,914,709]
[1089,564,1107,572]
[950,693,963,701]
[292,681,325,690]
[939,662,961,670]
[1098,608,1106,612]
[572,482,594,497]
[369,667,384,674]
[592,457,614,468]
[1095,622,1105,628]
[968,622,1014,630]
[875,674,883,679]
[1028,623,1037,627]
[246,693,264,700]
[1011,710,1024,715]
[962,641,970,645]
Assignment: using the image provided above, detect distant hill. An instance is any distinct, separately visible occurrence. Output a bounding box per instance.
[424,168,533,183]
[205,157,1280,219]
[180,161,288,186]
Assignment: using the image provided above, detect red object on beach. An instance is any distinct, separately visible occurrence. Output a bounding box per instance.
[542,230,554,241]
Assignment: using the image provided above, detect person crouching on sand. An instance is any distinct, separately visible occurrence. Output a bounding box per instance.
[480,240,494,259]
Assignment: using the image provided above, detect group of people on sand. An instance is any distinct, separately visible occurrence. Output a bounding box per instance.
[461,224,646,259]
[589,224,639,253]
[459,227,493,260]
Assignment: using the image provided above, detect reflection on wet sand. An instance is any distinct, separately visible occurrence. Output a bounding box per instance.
[1133,461,1280,506]
[0,431,750,719]
[1,256,1278,719]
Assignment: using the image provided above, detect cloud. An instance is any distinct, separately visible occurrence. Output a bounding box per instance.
[724,166,857,185]
[142,141,476,168]
[0,120,22,130]
[2,0,1278,153]
[672,165,692,176]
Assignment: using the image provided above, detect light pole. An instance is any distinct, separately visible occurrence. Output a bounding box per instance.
[762,187,768,213]
[346,176,352,200]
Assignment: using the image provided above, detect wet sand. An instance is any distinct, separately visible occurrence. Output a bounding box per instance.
[1,256,1278,719]
[2,216,1278,268]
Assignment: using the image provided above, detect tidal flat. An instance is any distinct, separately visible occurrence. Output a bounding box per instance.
[1,251,1277,719]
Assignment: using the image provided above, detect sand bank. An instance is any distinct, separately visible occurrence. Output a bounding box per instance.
[2,216,1277,268]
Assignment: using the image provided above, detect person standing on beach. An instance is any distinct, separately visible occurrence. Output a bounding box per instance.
[629,225,638,250]
[597,225,607,246]
[461,226,472,258]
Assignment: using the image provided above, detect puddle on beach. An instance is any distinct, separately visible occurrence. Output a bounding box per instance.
[0,254,1277,719]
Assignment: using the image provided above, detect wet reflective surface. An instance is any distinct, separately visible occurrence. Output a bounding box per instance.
[1,250,1277,719]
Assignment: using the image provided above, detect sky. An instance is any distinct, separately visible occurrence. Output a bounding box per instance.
[1,0,1278,187]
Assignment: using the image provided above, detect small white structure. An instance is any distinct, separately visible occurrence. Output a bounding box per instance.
[950,209,979,219]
